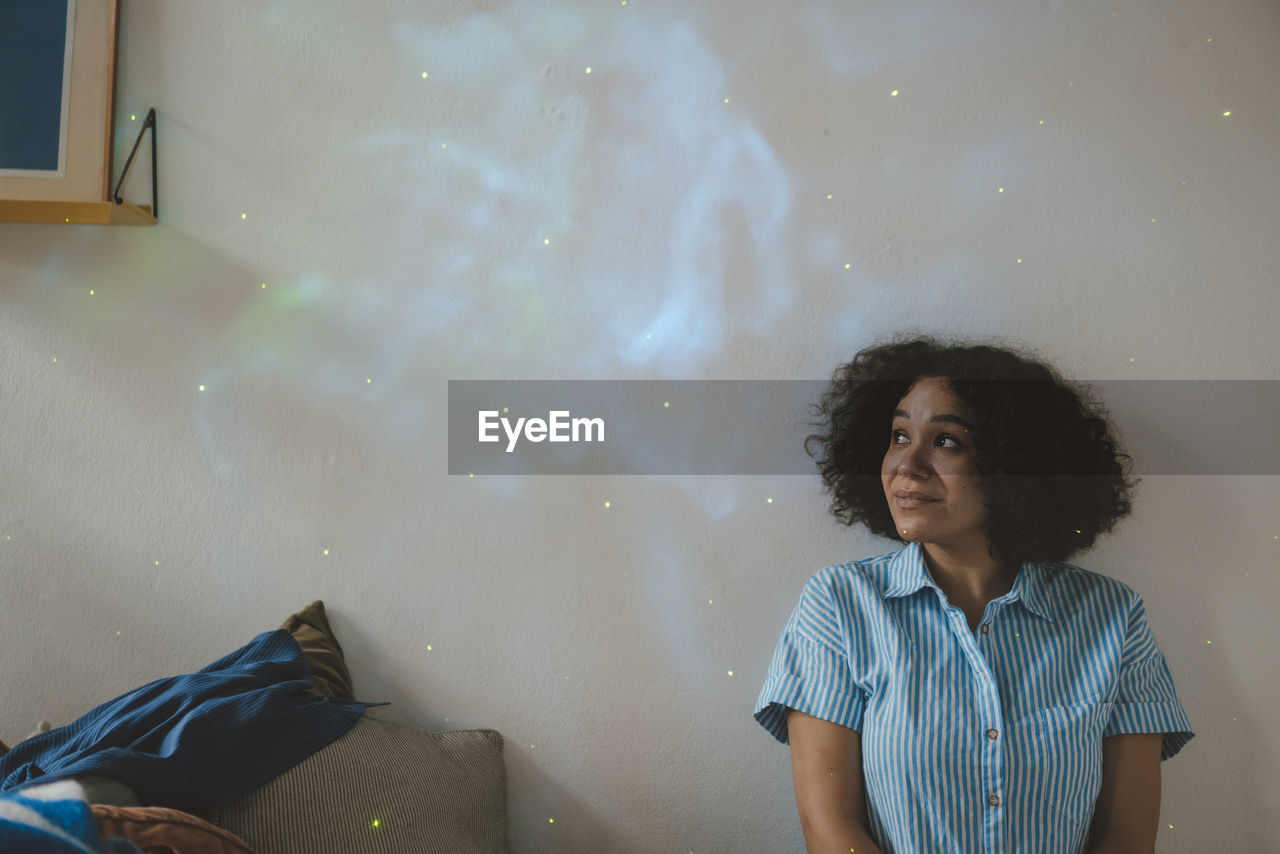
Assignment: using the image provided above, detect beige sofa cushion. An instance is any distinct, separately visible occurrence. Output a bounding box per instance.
[213,716,509,854]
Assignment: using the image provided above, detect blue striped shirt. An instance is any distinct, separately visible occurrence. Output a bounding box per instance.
[754,541,1194,854]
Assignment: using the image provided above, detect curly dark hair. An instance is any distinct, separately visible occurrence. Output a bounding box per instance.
[805,329,1141,570]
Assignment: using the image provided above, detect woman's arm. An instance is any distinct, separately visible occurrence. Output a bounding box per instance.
[1085,732,1163,854]
[786,708,886,854]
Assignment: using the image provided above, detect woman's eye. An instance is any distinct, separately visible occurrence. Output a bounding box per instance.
[891,429,961,448]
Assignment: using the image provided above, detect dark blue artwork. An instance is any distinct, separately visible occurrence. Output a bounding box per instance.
[0,0,71,172]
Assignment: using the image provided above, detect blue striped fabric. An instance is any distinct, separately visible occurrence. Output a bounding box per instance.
[0,780,142,853]
[754,541,1194,854]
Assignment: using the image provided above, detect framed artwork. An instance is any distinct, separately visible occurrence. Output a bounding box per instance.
[0,0,121,210]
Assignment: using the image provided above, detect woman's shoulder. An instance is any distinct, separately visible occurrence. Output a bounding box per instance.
[799,549,906,600]
[784,553,903,648]
[1028,558,1144,619]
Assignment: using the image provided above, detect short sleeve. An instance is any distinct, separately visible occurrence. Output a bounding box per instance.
[753,572,867,744]
[1102,588,1195,761]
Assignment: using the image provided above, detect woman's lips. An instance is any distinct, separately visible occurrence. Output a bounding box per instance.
[896,496,939,508]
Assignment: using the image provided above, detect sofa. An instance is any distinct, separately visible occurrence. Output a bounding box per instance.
[1,602,511,854]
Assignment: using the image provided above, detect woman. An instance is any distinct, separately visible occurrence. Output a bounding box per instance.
[754,333,1194,854]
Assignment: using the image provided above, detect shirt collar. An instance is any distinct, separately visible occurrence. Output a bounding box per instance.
[879,541,1056,622]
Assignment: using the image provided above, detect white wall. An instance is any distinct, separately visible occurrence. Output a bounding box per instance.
[2,1,1277,851]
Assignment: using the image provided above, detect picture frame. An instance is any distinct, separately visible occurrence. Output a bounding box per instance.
[0,0,143,223]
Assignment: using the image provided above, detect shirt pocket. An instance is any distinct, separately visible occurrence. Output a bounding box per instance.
[1032,700,1110,832]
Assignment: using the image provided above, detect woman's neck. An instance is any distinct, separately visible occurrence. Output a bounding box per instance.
[919,541,1019,605]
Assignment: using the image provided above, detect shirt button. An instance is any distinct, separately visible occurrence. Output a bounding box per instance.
[988,794,1000,807]
[986,728,999,740]
[981,624,990,634]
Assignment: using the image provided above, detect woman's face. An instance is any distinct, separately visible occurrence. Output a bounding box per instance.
[880,376,992,547]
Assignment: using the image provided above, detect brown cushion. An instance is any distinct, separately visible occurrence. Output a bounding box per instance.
[278,601,355,701]
[93,804,254,854]
[212,716,509,854]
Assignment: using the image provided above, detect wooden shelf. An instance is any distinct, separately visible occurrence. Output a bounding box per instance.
[0,198,155,225]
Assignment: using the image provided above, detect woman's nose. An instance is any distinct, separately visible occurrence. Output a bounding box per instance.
[896,445,933,476]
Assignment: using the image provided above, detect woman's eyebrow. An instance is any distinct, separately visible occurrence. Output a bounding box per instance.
[892,409,975,432]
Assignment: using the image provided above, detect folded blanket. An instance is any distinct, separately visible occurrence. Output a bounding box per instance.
[0,631,378,817]
[0,779,142,853]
